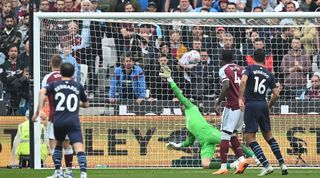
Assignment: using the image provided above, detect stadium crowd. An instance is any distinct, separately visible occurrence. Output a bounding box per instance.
[0,0,320,116]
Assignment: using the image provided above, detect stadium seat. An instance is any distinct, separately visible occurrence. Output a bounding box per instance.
[80,64,88,86]
[102,37,117,68]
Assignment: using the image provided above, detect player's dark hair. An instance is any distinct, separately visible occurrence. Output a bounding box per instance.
[60,62,74,77]
[221,49,234,63]
[253,49,266,63]
[51,54,62,68]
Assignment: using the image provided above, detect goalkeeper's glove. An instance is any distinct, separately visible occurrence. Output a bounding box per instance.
[159,66,172,81]
[166,142,182,150]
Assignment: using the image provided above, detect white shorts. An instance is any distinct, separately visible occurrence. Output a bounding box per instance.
[220,107,244,133]
[47,122,69,140]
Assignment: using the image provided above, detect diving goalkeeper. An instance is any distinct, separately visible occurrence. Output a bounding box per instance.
[160,66,254,173]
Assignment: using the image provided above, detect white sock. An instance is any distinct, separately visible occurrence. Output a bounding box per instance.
[238,156,245,162]
[230,160,239,169]
[221,163,227,170]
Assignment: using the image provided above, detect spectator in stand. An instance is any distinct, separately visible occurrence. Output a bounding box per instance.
[245,38,274,72]
[124,2,137,12]
[169,30,183,59]
[148,54,175,101]
[215,26,225,50]
[252,6,263,12]
[213,0,228,12]
[191,38,202,51]
[0,14,22,57]
[178,0,194,12]
[16,0,29,21]
[183,25,213,55]
[243,28,260,56]
[18,39,29,70]
[0,44,25,115]
[165,0,196,12]
[109,0,141,12]
[17,12,29,52]
[109,52,146,105]
[39,0,50,12]
[309,0,320,11]
[274,0,299,12]
[300,73,320,99]
[1,0,13,29]
[292,16,318,59]
[194,0,217,12]
[146,1,158,12]
[271,27,293,82]
[252,0,275,12]
[159,42,173,60]
[194,48,216,100]
[90,0,101,12]
[64,0,80,12]
[146,1,163,12]
[10,0,20,19]
[213,33,243,68]
[281,38,312,98]
[55,0,65,12]
[300,0,313,11]
[279,1,297,25]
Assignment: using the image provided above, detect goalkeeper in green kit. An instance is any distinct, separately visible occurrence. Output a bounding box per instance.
[160,66,257,173]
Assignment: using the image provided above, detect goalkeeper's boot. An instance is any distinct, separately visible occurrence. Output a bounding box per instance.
[64,168,74,178]
[212,169,228,175]
[258,165,274,176]
[234,158,250,174]
[280,164,288,175]
[47,169,64,178]
[80,172,88,178]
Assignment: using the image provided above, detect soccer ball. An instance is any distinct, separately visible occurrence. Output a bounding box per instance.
[186,50,200,64]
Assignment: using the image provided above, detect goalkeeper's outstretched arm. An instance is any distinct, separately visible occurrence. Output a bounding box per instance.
[159,66,194,109]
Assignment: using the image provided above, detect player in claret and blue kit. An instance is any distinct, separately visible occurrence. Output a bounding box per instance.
[33,62,89,178]
[239,49,288,176]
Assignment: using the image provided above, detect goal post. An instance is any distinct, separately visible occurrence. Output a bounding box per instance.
[33,12,320,169]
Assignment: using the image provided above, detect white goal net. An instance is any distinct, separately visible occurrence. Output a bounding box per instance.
[33,12,320,168]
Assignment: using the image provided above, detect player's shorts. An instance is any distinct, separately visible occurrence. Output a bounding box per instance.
[53,122,82,144]
[221,107,244,134]
[244,101,271,133]
[47,122,69,140]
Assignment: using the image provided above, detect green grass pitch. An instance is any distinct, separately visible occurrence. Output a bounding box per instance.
[0,168,319,178]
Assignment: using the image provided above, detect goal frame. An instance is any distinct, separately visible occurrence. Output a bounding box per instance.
[33,12,320,169]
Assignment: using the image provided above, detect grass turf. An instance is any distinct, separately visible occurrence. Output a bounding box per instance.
[0,168,319,178]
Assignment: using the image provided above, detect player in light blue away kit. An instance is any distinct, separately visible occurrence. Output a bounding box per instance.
[239,49,288,176]
[33,63,89,178]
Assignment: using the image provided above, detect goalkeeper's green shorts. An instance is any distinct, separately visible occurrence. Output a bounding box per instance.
[200,142,216,159]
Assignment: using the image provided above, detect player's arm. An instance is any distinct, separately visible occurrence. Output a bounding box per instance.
[159,66,194,109]
[268,80,280,110]
[166,131,196,150]
[215,80,229,115]
[32,88,47,122]
[239,74,248,112]
[181,132,196,147]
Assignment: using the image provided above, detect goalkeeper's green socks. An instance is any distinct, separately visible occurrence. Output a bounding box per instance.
[208,162,231,169]
[241,144,254,157]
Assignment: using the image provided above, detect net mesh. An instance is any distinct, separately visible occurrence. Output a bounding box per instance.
[35,15,320,168]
